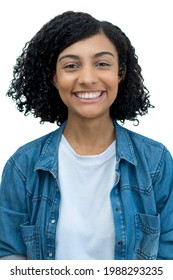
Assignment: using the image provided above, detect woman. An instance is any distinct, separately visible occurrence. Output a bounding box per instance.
[0,11,172,260]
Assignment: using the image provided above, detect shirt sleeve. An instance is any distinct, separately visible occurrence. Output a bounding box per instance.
[154,148,173,259]
[0,255,26,260]
[0,157,28,258]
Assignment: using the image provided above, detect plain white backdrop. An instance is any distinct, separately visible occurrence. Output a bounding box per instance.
[0,0,172,177]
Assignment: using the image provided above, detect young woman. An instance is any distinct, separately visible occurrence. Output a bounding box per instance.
[0,11,172,260]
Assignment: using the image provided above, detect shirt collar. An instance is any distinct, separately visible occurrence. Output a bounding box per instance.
[34,122,66,176]
[114,121,137,166]
[35,120,137,176]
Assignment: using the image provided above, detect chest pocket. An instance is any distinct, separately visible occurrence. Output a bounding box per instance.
[135,213,160,260]
[20,222,41,260]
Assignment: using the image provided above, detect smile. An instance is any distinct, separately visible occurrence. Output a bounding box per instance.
[74,91,104,99]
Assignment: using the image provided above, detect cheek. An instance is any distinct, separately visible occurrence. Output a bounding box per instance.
[102,71,120,84]
[58,87,69,102]
[106,76,120,92]
[57,78,73,104]
[56,75,75,92]
[58,90,70,108]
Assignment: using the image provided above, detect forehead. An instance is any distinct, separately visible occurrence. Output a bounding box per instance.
[58,33,118,57]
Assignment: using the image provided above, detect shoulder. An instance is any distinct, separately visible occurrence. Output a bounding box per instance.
[128,128,172,167]
[128,128,172,159]
[4,124,64,174]
[126,127,165,151]
[11,130,56,161]
[115,122,172,171]
[117,122,168,153]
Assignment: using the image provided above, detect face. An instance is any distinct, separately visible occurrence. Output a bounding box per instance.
[53,33,122,122]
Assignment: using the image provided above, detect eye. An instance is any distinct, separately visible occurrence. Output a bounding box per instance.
[96,61,111,68]
[64,63,79,70]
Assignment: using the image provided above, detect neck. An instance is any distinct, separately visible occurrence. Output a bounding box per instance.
[63,115,115,155]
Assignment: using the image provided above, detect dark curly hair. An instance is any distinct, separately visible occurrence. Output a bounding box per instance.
[7,11,153,126]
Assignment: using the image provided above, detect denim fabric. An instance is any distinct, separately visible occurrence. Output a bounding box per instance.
[0,121,173,260]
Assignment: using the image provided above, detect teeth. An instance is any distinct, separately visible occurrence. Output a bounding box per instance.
[76,92,103,99]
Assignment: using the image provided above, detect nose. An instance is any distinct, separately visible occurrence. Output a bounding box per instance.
[78,65,98,86]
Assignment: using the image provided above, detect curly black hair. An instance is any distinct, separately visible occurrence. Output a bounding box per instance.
[7,11,153,126]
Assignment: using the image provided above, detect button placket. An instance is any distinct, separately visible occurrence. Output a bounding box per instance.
[111,186,126,259]
[46,173,60,260]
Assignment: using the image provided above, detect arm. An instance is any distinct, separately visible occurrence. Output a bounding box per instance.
[0,255,26,260]
[154,148,173,259]
[0,158,28,258]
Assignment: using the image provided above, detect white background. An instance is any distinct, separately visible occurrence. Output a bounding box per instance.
[0,0,172,176]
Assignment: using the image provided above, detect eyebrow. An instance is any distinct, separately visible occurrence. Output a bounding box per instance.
[58,51,115,62]
[94,51,115,58]
[58,54,79,62]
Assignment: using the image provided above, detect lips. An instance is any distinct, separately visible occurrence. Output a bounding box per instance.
[74,91,104,99]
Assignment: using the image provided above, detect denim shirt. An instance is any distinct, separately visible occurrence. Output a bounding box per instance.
[0,121,173,260]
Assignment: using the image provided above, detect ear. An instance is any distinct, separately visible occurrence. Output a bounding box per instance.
[118,65,126,83]
[52,72,58,89]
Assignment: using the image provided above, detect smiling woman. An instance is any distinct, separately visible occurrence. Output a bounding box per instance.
[0,11,172,260]
[5,11,151,126]
[53,34,121,131]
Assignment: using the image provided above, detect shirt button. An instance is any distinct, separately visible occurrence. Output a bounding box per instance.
[118,241,124,246]
[48,252,53,257]
[56,187,59,192]
[51,219,56,224]
[115,208,119,212]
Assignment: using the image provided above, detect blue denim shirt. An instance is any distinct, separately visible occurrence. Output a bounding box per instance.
[0,121,173,260]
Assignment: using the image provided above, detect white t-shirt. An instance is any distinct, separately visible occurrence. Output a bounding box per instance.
[55,135,116,260]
